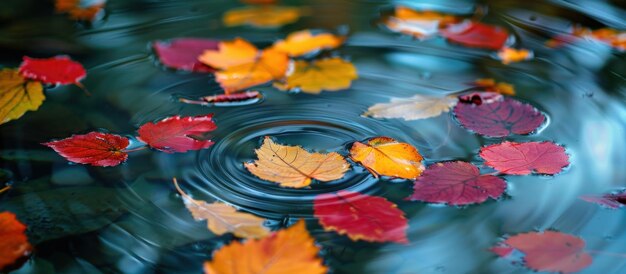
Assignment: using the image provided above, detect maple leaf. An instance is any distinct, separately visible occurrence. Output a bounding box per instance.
[273,58,357,94]
[224,6,303,28]
[314,191,408,244]
[0,212,32,272]
[43,132,130,167]
[497,47,533,64]
[453,93,545,137]
[383,6,459,39]
[244,137,349,188]
[272,30,344,57]
[473,78,515,95]
[364,94,458,121]
[349,137,424,180]
[153,38,218,72]
[137,114,217,153]
[492,231,592,273]
[441,21,509,50]
[480,141,569,175]
[55,0,106,21]
[0,69,44,125]
[580,190,626,209]
[204,220,327,274]
[407,161,506,206]
[174,179,270,239]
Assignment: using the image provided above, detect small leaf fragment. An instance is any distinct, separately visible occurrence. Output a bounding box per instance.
[383,6,459,39]
[473,78,515,96]
[497,47,533,64]
[580,190,626,209]
[349,137,423,180]
[274,58,357,94]
[55,0,106,21]
[364,94,458,121]
[0,69,44,125]
[43,132,130,167]
[224,5,302,28]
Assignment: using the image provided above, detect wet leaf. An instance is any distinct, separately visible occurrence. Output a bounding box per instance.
[383,6,459,39]
[19,56,86,86]
[180,91,262,106]
[453,93,545,137]
[580,190,626,209]
[314,191,408,244]
[204,220,327,274]
[224,6,302,28]
[441,21,509,50]
[153,38,218,72]
[198,38,289,93]
[364,94,458,121]
[590,28,625,51]
[0,212,32,272]
[0,68,44,125]
[174,179,270,239]
[497,47,533,64]
[473,78,515,95]
[55,0,106,21]
[137,114,217,153]
[407,161,506,206]
[43,132,130,167]
[480,141,569,175]
[349,137,423,179]
[492,231,592,273]
[273,58,357,94]
[272,30,344,57]
[244,137,349,188]
[547,26,625,51]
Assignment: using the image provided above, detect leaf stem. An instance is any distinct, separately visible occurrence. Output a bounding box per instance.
[123,145,148,153]
[0,185,10,194]
[75,82,92,96]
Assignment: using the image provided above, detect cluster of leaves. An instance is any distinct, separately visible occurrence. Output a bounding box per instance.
[55,0,107,21]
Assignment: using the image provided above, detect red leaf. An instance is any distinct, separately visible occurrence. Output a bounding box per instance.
[480,141,569,175]
[43,132,130,167]
[407,161,506,206]
[314,190,408,244]
[19,56,86,85]
[0,212,32,272]
[580,191,626,209]
[453,93,545,137]
[441,21,509,50]
[489,245,514,257]
[137,114,217,153]
[153,38,218,73]
[493,231,592,273]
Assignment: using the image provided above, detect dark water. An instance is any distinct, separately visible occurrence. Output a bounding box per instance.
[1,0,626,273]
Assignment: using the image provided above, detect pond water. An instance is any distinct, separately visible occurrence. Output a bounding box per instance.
[1,0,625,273]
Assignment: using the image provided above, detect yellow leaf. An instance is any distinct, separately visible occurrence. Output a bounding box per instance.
[273,58,357,94]
[174,179,270,239]
[497,47,533,64]
[244,137,349,188]
[350,137,424,180]
[474,78,515,95]
[204,220,327,274]
[272,30,344,57]
[384,6,459,39]
[364,94,458,121]
[223,6,302,28]
[0,69,44,125]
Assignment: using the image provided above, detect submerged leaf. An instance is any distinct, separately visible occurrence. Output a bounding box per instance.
[0,212,32,272]
[497,47,533,64]
[137,114,217,153]
[223,6,302,28]
[349,137,423,180]
[274,58,357,94]
[364,94,458,121]
[153,38,218,72]
[0,69,44,125]
[314,191,408,244]
[19,56,86,86]
[272,30,344,57]
[441,21,509,50]
[204,220,327,274]
[480,141,569,175]
[43,132,130,167]
[244,137,349,188]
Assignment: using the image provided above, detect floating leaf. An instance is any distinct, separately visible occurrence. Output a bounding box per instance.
[314,191,408,244]
[204,220,327,274]
[473,78,515,95]
[580,190,626,209]
[407,161,506,205]
[364,94,458,121]
[137,114,217,153]
[480,141,569,175]
[273,58,357,94]
[349,137,423,180]
[43,132,130,167]
[55,0,106,21]
[19,56,86,86]
[174,179,270,239]
[153,38,218,72]
[0,69,44,125]
[383,6,459,39]
[272,30,344,57]
[453,94,545,137]
[492,231,592,273]
[180,91,262,106]
[497,47,533,64]
[0,212,32,272]
[224,6,302,28]
[546,26,625,51]
[441,21,509,50]
[244,137,349,188]
[198,38,289,93]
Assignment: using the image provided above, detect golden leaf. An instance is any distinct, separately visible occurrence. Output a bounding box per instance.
[364,94,458,121]
[204,220,327,274]
[273,58,357,94]
[244,137,349,188]
[474,78,515,95]
[0,69,44,125]
[223,6,302,28]
[272,30,344,57]
[174,179,270,239]
[497,47,533,64]
[350,137,424,179]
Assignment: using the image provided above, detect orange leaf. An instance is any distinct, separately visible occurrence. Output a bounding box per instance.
[272,30,344,57]
[350,137,424,179]
[224,6,302,28]
[55,0,105,21]
[591,28,625,51]
[204,220,327,274]
[198,38,259,70]
[244,137,350,188]
[0,212,32,272]
[497,47,533,64]
[474,78,515,95]
[384,6,459,39]
[273,58,358,94]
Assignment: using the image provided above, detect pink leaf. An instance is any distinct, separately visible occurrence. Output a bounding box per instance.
[441,21,509,50]
[153,38,218,73]
[480,141,570,175]
[580,191,626,209]
[43,132,129,167]
[19,56,86,86]
[137,114,217,153]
